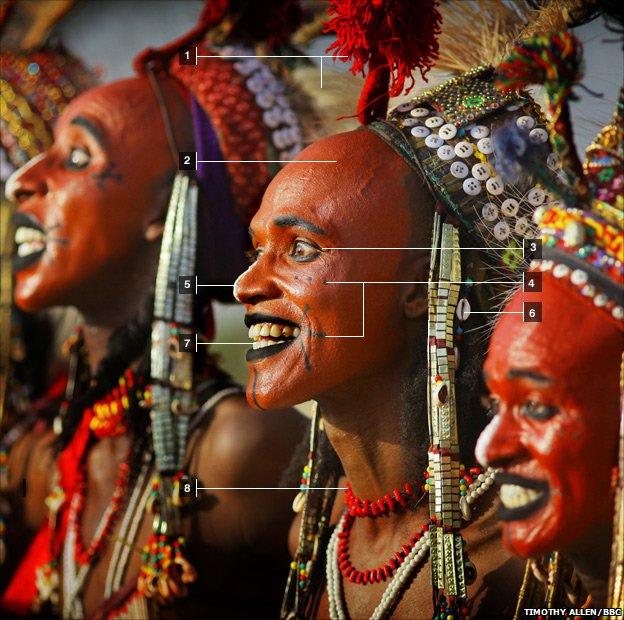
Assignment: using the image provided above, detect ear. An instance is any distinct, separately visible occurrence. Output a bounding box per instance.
[402,253,430,320]
[144,221,165,242]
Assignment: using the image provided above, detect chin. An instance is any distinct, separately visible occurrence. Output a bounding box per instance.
[245,370,305,411]
[500,496,574,558]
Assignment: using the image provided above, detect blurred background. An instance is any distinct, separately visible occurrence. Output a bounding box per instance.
[2,0,622,390]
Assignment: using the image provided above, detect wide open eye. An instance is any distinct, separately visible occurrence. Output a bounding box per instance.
[291,239,321,263]
[520,401,558,421]
[65,146,91,170]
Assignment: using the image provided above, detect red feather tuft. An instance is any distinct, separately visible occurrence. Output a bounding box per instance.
[325,0,442,124]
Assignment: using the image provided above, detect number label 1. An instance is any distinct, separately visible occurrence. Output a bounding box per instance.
[523,271,542,293]
[178,151,196,170]
[523,301,542,323]
[178,47,196,66]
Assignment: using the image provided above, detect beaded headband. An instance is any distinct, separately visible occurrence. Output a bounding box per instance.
[0,48,96,180]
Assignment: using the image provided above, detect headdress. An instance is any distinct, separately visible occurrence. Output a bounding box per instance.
[283,1,565,619]
[492,26,623,612]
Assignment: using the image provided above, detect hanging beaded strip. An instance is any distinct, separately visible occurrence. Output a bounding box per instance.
[426,216,470,617]
[146,171,198,598]
[281,403,339,619]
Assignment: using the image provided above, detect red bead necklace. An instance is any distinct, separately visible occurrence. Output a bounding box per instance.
[337,512,433,585]
[72,457,131,566]
[345,480,417,518]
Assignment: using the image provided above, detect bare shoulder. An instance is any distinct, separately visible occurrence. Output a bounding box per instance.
[191,394,307,486]
[463,491,525,618]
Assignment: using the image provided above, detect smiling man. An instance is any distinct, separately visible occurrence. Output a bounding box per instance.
[475,77,624,610]
[235,55,563,616]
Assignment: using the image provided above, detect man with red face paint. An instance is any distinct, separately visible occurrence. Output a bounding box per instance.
[234,2,566,618]
[475,30,624,612]
[0,3,328,617]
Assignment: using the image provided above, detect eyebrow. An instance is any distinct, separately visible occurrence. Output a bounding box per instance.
[273,215,327,236]
[70,116,105,147]
[506,369,552,384]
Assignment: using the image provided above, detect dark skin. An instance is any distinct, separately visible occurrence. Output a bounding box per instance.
[236,130,525,619]
[5,76,306,617]
[476,276,622,607]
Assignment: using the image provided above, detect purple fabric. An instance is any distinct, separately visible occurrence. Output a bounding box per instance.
[191,96,248,295]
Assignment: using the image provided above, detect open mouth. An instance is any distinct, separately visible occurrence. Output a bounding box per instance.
[245,312,301,361]
[12,211,46,271]
[497,472,549,521]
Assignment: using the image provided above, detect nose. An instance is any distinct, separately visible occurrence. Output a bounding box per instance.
[5,154,49,204]
[234,257,281,306]
[475,406,526,470]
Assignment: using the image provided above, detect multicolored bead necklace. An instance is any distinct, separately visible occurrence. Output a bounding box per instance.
[88,370,151,439]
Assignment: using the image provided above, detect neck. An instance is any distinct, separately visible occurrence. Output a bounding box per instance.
[318,353,421,508]
[566,518,613,608]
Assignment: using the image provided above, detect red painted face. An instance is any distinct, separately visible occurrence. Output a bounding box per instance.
[6,77,183,314]
[234,130,432,410]
[476,274,622,557]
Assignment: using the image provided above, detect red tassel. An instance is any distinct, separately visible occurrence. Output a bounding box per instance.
[325,0,442,124]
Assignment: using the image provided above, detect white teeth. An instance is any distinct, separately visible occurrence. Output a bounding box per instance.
[500,484,543,509]
[248,322,301,342]
[15,226,45,244]
[251,339,287,350]
[16,240,45,257]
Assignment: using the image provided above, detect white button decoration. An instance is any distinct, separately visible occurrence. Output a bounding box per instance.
[439,124,458,140]
[516,115,536,130]
[411,126,430,138]
[410,107,429,118]
[547,152,560,169]
[486,176,504,195]
[437,145,455,161]
[425,116,444,128]
[570,269,588,286]
[454,141,474,158]
[493,221,510,241]
[482,203,498,222]
[403,118,420,127]
[515,217,529,235]
[425,134,444,149]
[471,163,490,180]
[477,137,493,154]
[594,293,607,307]
[553,264,570,278]
[450,161,469,178]
[462,177,482,196]
[501,198,520,217]
[612,306,624,320]
[529,127,548,144]
[470,125,489,139]
[527,187,546,206]
[397,102,415,112]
